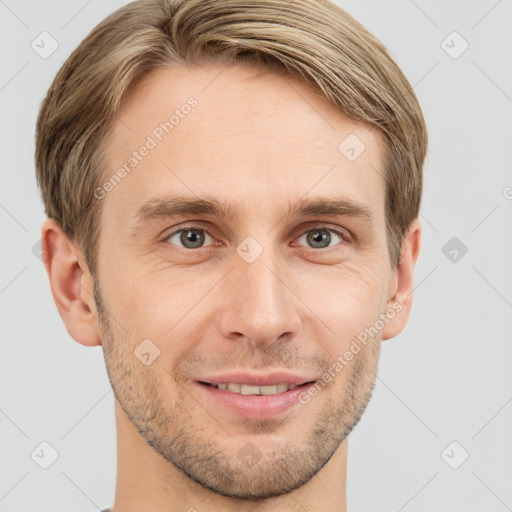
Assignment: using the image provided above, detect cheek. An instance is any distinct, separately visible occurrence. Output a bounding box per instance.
[104,247,391,359]
[107,268,213,360]
[295,260,389,375]
[304,259,390,325]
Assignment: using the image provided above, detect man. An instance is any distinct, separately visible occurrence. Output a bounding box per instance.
[35,0,426,510]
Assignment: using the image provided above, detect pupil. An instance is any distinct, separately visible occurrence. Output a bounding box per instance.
[308,229,330,248]
[181,229,203,248]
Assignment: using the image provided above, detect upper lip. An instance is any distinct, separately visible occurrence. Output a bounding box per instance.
[197,371,318,387]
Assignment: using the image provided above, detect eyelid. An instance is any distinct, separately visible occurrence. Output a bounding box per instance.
[292,222,354,243]
[160,222,217,244]
[160,221,354,248]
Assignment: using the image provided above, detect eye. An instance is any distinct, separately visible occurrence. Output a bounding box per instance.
[162,225,348,251]
[295,226,347,249]
[164,226,215,249]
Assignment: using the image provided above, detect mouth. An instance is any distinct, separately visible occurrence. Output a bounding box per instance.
[198,381,316,395]
[196,380,319,418]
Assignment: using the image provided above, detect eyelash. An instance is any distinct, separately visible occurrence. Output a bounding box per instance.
[160,224,352,251]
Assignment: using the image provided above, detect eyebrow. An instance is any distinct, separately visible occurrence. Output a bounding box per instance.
[131,194,374,230]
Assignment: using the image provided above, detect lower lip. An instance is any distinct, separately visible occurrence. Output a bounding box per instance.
[196,381,317,418]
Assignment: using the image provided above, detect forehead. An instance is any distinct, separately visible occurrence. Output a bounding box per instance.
[101,62,386,229]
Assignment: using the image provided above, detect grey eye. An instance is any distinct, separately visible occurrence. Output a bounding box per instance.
[166,228,213,249]
[297,228,344,249]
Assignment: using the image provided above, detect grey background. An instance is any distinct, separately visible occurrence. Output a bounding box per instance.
[1,1,511,511]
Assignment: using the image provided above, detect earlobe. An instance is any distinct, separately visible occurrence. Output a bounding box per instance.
[41,218,101,347]
[381,218,422,341]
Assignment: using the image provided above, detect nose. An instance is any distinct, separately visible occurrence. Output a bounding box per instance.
[218,247,302,350]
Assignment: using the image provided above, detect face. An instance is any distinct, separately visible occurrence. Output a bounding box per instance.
[94,62,398,500]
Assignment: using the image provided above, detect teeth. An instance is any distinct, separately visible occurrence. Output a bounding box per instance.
[214,382,298,395]
[261,385,278,395]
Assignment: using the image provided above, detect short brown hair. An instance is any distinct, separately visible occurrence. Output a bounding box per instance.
[35,0,427,276]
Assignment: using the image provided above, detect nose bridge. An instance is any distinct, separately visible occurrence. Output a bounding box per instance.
[220,238,301,347]
[242,248,283,313]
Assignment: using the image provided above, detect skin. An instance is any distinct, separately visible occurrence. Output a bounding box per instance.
[42,62,421,512]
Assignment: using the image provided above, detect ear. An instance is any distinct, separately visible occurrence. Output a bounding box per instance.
[381,218,422,341]
[40,218,101,347]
